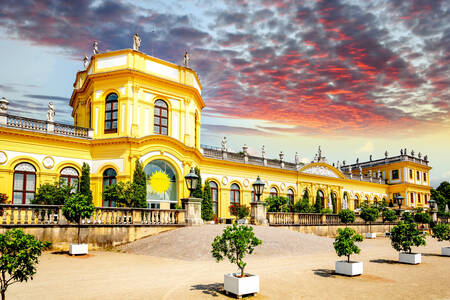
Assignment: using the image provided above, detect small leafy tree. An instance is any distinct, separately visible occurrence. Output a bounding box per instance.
[431,223,450,244]
[62,194,95,244]
[293,197,311,213]
[401,211,414,223]
[331,193,337,214]
[131,160,147,208]
[32,181,71,205]
[201,180,214,221]
[313,191,323,213]
[0,229,51,300]
[338,209,356,227]
[102,182,128,207]
[230,204,250,219]
[266,196,289,212]
[79,163,92,203]
[192,167,203,199]
[360,204,379,233]
[390,221,426,254]
[333,228,363,263]
[413,209,431,229]
[320,208,333,214]
[211,224,262,277]
[382,209,397,232]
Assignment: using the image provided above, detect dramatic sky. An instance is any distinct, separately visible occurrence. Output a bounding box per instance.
[0,0,449,186]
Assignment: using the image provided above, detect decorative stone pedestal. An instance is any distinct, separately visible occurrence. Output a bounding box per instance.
[250,202,268,226]
[181,197,203,225]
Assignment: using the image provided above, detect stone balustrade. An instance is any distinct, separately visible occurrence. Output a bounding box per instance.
[0,204,184,226]
[267,212,382,226]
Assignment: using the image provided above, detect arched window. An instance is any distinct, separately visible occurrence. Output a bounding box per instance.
[105,93,118,133]
[354,195,359,209]
[209,181,218,216]
[270,187,278,198]
[13,162,36,204]
[373,197,378,204]
[60,167,79,193]
[302,189,309,200]
[364,196,369,205]
[230,183,240,205]
[154,100,168,135]
[145,160,177,208]
[287,189,294,206]
[103,168,117,207]
[343,192,349,209]
[317,190,324,208]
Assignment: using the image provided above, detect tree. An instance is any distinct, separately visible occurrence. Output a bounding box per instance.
[62,194,95,244]
[360,204,379,233]
[338,209,356,227]
[266,196,289,212]
[431,223,450,243]
[230,204,250,219]
[32,181,71,205]
[400,211,414,223]
[382,209,397,232]
[431,182,450,216]
[79,163,92,203]
[201,180,214,221]
[0,229,51,300]
[333,228,363,263]
[102,182,128,207]
[313,191,323,213]
[320,208,333,214]
[413,208,431,229]
[131,160,147,208]
[0,194,7,216]
[211,224,262,277]
[192,166,203,199]
[293,197,311,213]
[331,193,337,214]
[390,221,426,254]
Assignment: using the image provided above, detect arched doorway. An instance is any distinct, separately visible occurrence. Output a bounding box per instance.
[144,160,178,209]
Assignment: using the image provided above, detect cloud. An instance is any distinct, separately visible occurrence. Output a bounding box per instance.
[202,124,267,136]
[356,142,375,153]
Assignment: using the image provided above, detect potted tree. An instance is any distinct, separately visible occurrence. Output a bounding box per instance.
[62,193,95,255]
[333,228,364,276]
[211,224,262,298]
[390,220,426,264]
[431,223,450,256]
[382,209,397,236]
[413,209,431,233]
[360,204,379,238]
[338,209,356,227]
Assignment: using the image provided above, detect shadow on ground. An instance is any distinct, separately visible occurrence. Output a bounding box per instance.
[51,250,68,255]
[190,283,225,297]
[422,253,443,257]
[369,259,399,264]
[313,269,335,278]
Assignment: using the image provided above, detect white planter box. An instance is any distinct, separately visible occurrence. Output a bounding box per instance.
[236,219,248,224]
[399,252,421,264]
[69,244,88,255]
[335,261,363,276]
[442,247,450,256]
[365,233,376,239]
[224,273,259,297]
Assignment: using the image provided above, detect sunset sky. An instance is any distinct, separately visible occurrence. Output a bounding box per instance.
[0,0,449,186]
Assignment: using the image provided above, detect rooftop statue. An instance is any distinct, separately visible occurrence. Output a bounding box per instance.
[133,33,141,51]
[47,101,55,122]
[295,152,300,165]
[411,150,415,157]
[369,154,372,161]
[221,136,227,151]
[424,155,428,161]
[184,50,190,68]
[0,97,8,114]
[400,149,403,156]
[93,41,99,55]
[384,150,388,158]
[83,55,89,69]
[261,145,266,158]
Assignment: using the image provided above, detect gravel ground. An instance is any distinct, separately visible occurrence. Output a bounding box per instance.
[119,224,338,261]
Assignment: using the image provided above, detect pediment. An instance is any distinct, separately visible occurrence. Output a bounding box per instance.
[300,164,341,178]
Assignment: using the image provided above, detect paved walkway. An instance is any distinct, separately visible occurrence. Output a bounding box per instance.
[9,225,450,299]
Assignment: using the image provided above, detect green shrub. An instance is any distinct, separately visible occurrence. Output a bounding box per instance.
[292,197,311,213]
[192,167,203,199]
[266,196,289,212]
[431,223,450,243]
[62,194,95,244]
[0,229,51,300]
[390,221,426,253]
[382,209,397,223]
[201,180,214,221]
[230,204,250,219]
[131,160,147,208]
[400,211,414,223]
[313,191,323,213]
[413,210,431,226]
[102,181,147,208]
[320,208,333,214]
[360,204,379,233]
[211,224,262,277]
[32,181,71,205]
[79,163,92,203]
[333,228,363,263]
[338,209,356,226]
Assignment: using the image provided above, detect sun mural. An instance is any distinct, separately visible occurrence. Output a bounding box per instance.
[149,170,171,194]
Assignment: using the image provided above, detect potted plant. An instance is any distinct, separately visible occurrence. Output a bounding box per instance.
[62,193,95,255]
[390,220,426,264]
[431,223,450,256]
[211,224,262,298]
[230,204,250,224]
[338,209,356,227]
[360,204,379,238]
[382,209,397,236]
[333,227,364,276]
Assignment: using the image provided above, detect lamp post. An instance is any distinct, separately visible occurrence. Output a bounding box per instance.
[184,167,199,198]
[394,194,404,215]
[252,176,265,202]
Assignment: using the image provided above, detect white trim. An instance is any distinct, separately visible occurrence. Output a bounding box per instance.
[94,107,99,135]
[129,104,133,133]
[121,104,125,133]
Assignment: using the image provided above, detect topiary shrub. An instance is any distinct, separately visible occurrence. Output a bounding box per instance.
[413,209,431,229]
[62,194,95,244]
[382,209,397,232]
[131,160,147,208]
[201,180,214,221]
[320,208,333,214]
[79,162,93,203]
[338,209,356,227]
[0,229,51,300]
[333,228,363,263]
[360,204,379,233]
[390,221,426,254]
[292,197,311,213]
[211,224,262,277]
[431,223,450,244]
[32,181,71,205]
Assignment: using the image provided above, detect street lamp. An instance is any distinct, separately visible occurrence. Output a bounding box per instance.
[252,176,265,202]
[395,194,404,213]
[184,167,199,197]
[428,198,436,211]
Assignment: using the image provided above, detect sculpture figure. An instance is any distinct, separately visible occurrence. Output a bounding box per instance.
[418,152,422,159]
[424,155,428,161]
[385,150,388,158]
[369,154,372,161]
[400,149,403,156]
[279,151,284,161]
[356,158,359,164]
[318,146,322,160]
[295,152,300,165]
[184,50,190,68]
[411,150,415,157]
[221,137,227,151]
[261,145,266,158]
[0,97,8,114]
[93,41,99,55]
[47,101,55,122]
[133,33,141,51]
[83,55,89,69]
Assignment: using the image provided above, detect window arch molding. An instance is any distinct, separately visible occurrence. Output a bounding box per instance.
[270,186,279,198]
[13,162,37,204]
[287,188,295,206]
[229,182,241,205]
[59,166,80,192]
[104,92,119,133]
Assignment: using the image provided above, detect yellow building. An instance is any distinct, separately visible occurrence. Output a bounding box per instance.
[0,48,432,219]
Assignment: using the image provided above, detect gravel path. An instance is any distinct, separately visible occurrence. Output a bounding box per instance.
[120,224,335,261]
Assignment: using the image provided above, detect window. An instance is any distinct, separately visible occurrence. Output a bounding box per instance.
[145,160,178,207]
[418,194,421,203]
[410,192,414,204]
[13,163,36,204]
[423,173,427,181]
[317,190,325,208]
[230,183,240,205]
[103,168,117,207]
[60,167,79,193]
[416,171,420,180]
[364,196,369,205]
[392,170,399,180]
[210,181,218,216]
[154,100,168,135]
[374,197,378,204]
[104,93,118,133]
[270,187,278,198]
[409,169,413,179]
[287,189,294,207]
[88,102,92,128]
[424,194,428,204]
[354,195,359,209]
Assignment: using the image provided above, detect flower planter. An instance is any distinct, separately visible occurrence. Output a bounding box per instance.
[335,261,363,276]
[365,233,376,239]
[399,252,421,264]
[69,244,88,255]
[224,273,259,298]
[442,247,450,256]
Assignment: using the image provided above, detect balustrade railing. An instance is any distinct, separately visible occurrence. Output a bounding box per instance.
[6,115,47,132]
[0,204,184,226]
[54,123,89,137]
[267,212,384,226]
